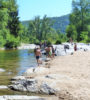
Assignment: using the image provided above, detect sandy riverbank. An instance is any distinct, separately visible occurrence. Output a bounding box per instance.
[9,50,90,100]
[42,50,90,99]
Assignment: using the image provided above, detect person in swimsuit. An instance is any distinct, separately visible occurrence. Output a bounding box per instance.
[34,47,42,66]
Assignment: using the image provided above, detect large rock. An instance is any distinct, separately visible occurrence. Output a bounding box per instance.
[18,44,36,50]
[9,79,38,92]
[77,43,90,51]
[0,95,46,100]
[0,95,58,100]
[40,83,56,95]
[24,67,49,76]
[11,76,26,81]
[9,78,57,95]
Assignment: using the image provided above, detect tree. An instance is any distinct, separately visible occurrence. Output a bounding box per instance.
[66,25,77,41]
[28,15,54,42]
[41,15,52,40]
[68,0,90,42]
[7,0,20,37]
[0,0,10,46]
[0,0,22,48]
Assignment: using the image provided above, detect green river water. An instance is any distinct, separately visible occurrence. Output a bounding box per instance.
[0,49,37,95]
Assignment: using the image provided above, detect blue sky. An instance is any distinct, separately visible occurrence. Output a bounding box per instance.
[17,0,72,21]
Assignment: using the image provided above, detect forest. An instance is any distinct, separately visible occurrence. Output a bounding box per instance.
[22,14,70,33]
[0,0,90,49]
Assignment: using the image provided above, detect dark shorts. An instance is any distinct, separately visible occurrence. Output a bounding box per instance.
[36,56,40,59]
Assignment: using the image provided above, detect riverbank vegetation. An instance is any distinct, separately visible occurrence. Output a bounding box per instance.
[0,0,90,49]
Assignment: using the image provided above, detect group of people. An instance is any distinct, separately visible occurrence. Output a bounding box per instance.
[34,39,77,66]
[34,42,56,66]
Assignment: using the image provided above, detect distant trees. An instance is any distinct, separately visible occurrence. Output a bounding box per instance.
[27,15,59,43]
[66,0,90,42]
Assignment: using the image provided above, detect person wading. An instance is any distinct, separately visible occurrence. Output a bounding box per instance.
[34,47,42,66]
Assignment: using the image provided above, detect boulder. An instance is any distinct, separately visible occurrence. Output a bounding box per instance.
[11,76,26,81]
[0,95,58,100]
[0,95,45,100]
[0,68,5,73]
[9,78,57,95]
[24,67,49,76]
[40,83,56,95]
[9,79,38,92]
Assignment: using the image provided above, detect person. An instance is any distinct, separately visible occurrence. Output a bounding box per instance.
[34,47,42,66]
[45,46,52,58]
[69,37,73,45]
[45,46,49,58]
[44,41,47,48]
[52,46,55,58]
[48,46,52,58]
[74,43,77,51]
[39,42,42,49]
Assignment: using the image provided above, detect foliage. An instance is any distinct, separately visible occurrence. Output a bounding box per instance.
[66,25,77,41]
[4,34,20,49]
[55,40,62,44]
[0,0,21,48]
[67,0,90,42]
[27,15,58,43]
[22,14,70,33]
[80,31,88,42]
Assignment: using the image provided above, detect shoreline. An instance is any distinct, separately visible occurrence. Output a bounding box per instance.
[9,50,90,100]
[0,43,90,99]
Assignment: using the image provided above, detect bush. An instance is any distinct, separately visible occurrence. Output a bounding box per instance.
[4,34,20,49]
[47,40,52,46]
[55,40,62,44]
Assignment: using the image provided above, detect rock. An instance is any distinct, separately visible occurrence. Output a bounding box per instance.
[9,78,57,95]
[45,58,51,62]
[0,95,45,100]
[40,83,56,95]
[0,96,5,100]
[0,95,58,100]
[0,85,8,89]
[11,76,26,81]
[18,44,36,50]
[24,67,49,76]
[9,79,38,92]
[0,68,5,73]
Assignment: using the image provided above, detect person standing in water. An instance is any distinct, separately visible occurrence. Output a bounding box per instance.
[34,47,42,66]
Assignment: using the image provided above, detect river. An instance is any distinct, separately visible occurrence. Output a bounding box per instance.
[0,49,38,95]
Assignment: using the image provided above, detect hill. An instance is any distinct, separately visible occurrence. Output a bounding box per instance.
[21,14,70,33]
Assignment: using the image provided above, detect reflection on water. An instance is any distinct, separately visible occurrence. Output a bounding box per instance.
[18,50,37,75]
[0,49,37,75]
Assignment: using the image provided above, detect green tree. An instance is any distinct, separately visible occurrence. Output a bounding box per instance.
[0,0,9,46]
[69,0,90,41]
[7,0,20,37]
[66,25,77,41]
[28,15,53,42]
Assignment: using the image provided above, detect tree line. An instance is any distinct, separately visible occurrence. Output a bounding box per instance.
[66,0,90,43]
[0,0,90,49]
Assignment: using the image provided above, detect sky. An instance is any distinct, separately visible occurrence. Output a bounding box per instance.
[17,0,72,21]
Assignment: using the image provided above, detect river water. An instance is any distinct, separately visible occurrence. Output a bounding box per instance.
[0,49,38,95]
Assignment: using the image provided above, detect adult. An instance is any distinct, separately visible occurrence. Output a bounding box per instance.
[34,47,42,66]
[74,43,77,51]
[52,46,55,58]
